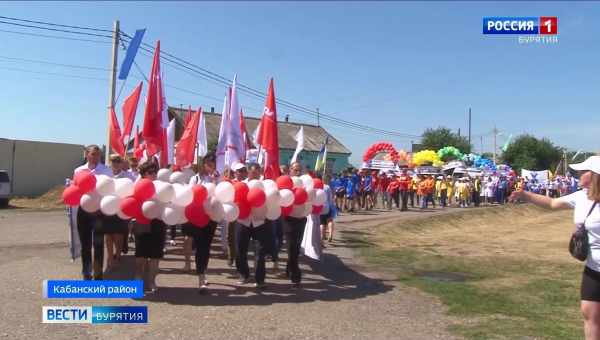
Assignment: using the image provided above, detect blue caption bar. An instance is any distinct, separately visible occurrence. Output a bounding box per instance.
[92,306,148,323]
[43,280,144,299]
[43,306,148,323]
[483,17,539,35]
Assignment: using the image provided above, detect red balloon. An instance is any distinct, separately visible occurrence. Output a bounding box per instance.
[62,185,83,206]
[192,185,208,205]
[136,215,151,225]
[237,200,251,219]
[281,205,293,217]
[120,196,143,219]
[185,203,209,228]
[247,188,266,208]
[276,175,294,190]
[233,181,249,203]
[293,187,308,205]
[134,179,155,201]
[74,170,96,193]
[313,178,324,190]
[312,205,323,214]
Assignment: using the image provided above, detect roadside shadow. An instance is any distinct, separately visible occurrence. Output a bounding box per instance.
[137,252,393,306]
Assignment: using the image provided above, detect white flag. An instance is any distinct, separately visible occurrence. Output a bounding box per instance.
[166,119,176,165]
[227,74,245,167]
[291,126,304,164]
[216,94,230,174]
[194,109,208,161]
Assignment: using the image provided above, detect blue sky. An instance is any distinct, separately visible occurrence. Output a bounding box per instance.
[1,1,599,165]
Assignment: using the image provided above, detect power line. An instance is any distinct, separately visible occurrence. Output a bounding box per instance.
[0,15,114,33]
[0,27,113,44]
[0,65,109,81]
[0,55,111,71]
[0,20,113,38]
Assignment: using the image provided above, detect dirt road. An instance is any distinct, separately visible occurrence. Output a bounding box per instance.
[0,207,459,340]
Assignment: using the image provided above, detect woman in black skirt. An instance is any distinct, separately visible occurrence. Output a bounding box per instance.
[105,154,130,269]
[510,156,600,340]
[134,161,166,293]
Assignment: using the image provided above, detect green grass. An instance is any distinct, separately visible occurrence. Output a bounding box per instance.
[355,226,583,339]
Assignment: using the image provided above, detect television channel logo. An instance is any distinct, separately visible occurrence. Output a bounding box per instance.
[483,17,558,44]
[42,306,148,324]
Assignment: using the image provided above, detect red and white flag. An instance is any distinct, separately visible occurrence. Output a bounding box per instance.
[216,93,230,173]
[121,81,142,143]
[176,107,201,167]
[257,78,281,179]
[109,107,125,156]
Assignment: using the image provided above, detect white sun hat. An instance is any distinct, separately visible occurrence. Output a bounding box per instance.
[570,156,600,175]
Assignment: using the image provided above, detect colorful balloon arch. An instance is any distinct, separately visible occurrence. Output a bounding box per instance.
[363,142,407,164]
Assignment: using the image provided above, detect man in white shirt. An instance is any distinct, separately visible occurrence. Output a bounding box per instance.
[73,145,112,280]
[284,161,307,289]
[235,162,273,289]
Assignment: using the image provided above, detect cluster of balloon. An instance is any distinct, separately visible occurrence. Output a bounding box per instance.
[63,169,327,228]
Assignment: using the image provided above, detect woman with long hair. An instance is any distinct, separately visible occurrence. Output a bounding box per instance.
[510,156,600,340]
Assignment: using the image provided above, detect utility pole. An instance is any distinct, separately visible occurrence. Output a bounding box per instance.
[316,107,320,127]
[492,125,499,164]
[106,20,120,164]
[468,107,472,147]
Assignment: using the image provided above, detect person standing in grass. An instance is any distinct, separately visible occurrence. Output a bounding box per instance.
[510,156,600,340]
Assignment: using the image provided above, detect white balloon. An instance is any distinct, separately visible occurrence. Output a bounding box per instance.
[292,176,303,189]
[162,204,183,226]
[266,205,281,220]
[215,181,235,203]
[80,191,101,213]
[177,211,189,225]
[300,174,314,190]
[279,189,294,207]
[117,210,131,220]
[307,188,317,204]
[154,180,175,203]
[208,201,225,222]
[95,175,115,196]
[203,182,216,197]
[100,195,120,216]
[172,184,193,207]
[170,171,186,184]
[157,168,172,182]
[314,189,326,205]
[114,178,134,198]
[265,188,280,207]
[142,200,163,219]
[251,203,268,221]
[262,179,277,191]
[247,179,264,191]
[223,203,239,222]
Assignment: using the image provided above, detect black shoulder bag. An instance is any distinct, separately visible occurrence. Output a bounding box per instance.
[569,202,598,261]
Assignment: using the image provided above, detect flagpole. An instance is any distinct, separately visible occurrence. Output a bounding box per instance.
[106,19,120,164]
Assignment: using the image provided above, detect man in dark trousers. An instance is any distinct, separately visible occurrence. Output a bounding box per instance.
[73,145,113,280]
[397,169,412,211]
[284,161,307,289]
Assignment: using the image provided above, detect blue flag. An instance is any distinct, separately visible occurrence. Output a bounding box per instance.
[118,29,146,80]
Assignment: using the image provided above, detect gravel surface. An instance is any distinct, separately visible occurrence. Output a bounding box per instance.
[0,207,460,340]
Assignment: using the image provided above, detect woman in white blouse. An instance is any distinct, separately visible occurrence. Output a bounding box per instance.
[510,156,600,340]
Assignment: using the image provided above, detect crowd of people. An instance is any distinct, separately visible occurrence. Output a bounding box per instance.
[328,168,581,212]
[73,145,337,293]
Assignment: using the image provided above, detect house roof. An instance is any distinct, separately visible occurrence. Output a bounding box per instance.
[168,107,352,155]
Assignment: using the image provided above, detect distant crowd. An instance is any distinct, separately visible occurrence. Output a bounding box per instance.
[328,168,581,212]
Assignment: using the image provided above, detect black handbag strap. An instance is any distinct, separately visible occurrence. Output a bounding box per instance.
[583,202,598,230]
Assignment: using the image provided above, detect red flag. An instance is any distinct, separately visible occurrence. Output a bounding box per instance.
[121,81,143,143]
[142,40,165,158]
[184,106,192,127]
[109,107,125,156]
[175,107,201,167]
[133,125,140,150]
[258,78,280,179]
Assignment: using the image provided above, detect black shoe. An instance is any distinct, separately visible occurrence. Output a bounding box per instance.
[291,282,301,290]
[237,277,250,285]
[82,274,93,280]
[254,282,267,290]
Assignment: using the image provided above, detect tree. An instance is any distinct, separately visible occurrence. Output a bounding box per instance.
[501,134,563,172]
[420,127,472,154]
